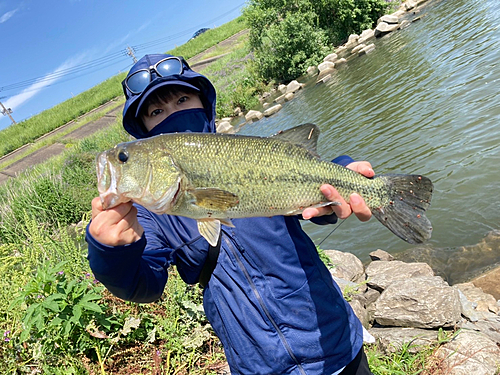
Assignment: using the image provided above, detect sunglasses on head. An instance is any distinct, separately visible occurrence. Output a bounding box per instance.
[124,56,188,95]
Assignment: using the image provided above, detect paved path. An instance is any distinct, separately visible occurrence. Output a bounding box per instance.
[0,30,249,185]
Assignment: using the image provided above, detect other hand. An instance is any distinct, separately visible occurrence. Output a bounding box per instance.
[302,161,374,222]
[89,197,144,246]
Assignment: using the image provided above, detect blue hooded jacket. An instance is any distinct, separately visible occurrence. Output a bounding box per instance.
[86,54,363,374]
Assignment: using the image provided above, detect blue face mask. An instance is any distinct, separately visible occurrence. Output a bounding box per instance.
[146,108,211,137]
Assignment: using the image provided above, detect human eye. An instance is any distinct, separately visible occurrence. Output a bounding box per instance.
[150,108,163,117]
[177,95,189,105]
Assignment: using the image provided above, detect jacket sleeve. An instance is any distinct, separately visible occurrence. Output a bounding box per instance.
[308,154,355,226]
[86,207,174,303]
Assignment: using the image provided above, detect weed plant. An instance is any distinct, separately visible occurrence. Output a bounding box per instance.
[0,124,224,373]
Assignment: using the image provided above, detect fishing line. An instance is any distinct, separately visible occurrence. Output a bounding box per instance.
[317,216,350,247]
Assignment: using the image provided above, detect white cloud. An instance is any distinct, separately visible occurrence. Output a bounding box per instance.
[3,54,87,112]
[0,8,19,23]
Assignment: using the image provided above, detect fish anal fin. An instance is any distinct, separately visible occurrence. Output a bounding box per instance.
[191,188,239,210]
[197,220,221,247]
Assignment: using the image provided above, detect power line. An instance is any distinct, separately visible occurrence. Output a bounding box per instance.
[0,3,245,95]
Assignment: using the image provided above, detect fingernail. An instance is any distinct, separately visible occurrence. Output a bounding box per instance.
[350,194,361,205]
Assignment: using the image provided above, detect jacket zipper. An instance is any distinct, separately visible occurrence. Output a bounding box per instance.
[222,234,307,375]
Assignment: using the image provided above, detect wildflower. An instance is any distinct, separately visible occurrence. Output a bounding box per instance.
[57,271,64,275]
[3,330,10,342]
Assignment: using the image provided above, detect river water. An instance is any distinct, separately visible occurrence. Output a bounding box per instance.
[237,0,500,284]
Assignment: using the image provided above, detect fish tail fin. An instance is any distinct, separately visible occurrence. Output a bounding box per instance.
[372,174,433,244]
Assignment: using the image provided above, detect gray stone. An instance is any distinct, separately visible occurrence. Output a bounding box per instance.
[374,276,461,328]
[379,15,399,24]
[263,104,282,117]
[323,53,338,63]
[318,61,335,72]
[286,80,302,94]
[434,330,500,375]
[349,299,370,329]
[374,22,400,37]
[244,110,263,122]
[358,44,375,56]
[325,250,365,284]
[455,282,499,314]
[216,121,234,134]
[459,312,500,344]
[306,66,318,76]
[369,327,438,354]
[369,249,394,262]
[278,84,287,94]
[351,44,366,55]
[365,260,434,291]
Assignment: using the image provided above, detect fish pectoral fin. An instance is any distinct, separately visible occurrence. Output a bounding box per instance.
[197,219,221,247]
[191,188,240,210]
[286,201,341,216]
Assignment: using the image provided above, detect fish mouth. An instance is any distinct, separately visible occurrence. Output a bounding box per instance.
[97,151,129,209]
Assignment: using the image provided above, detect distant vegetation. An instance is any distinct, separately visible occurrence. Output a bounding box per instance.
[244,0,389,81]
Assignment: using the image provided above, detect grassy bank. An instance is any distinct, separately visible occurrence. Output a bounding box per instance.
[0,16,247,160]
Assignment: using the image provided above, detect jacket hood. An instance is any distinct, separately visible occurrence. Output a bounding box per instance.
[122,54,217,139]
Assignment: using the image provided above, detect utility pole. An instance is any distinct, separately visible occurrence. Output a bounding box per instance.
[0,97,16,125]
[126,46,137,63]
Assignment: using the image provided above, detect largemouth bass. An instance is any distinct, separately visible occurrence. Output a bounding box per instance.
[97,123,433,246]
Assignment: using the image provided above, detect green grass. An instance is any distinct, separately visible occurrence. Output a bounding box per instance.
[167,16,247,60]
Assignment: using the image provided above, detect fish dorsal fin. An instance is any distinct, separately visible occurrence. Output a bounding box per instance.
[271,123,320,156]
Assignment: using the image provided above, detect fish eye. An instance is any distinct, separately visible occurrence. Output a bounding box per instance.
[117,150,129,163]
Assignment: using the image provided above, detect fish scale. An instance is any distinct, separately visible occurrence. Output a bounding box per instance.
[97,123,433,246]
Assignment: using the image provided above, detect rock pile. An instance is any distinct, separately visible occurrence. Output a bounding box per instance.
[325,249,500,375]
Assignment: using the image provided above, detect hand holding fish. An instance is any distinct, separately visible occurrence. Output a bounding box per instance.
[89,197,144,246]
[302,161,374,222]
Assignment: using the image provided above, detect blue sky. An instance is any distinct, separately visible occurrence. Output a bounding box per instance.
[0,0,245,131]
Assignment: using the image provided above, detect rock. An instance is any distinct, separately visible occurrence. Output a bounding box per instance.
[379,15,399,24]
[325,250,365,284]
[278,84,287,94]
[349,299,370,329]
[316,74,332,85]
[351,44,366,55]
[244,110,263,122]
[318,61,335,73]
[359,29,375,43]
[344,34,359,50]
[374,22,400,37]
[433,330,500,375]
[459,312,500,344]
[334,58,347,65]
[472,264,500,300]
[286,80,302,94]
[234,107,242,116]
[263,104,282,117]
[374,276,461,328]
[284,92,294,102]
[323,53,338,63]
[358,44,375,56]
[216,121,234,134]
[365,260,434,291]
[369,249,394,262]
[306,66,318,76]
[369,327,438,354]
[404,0,417,11]
[457,289,480,322]
[455,282,499,314]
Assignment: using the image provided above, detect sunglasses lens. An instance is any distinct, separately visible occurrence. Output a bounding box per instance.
[156,58,183,77]
[126,70,150,94]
